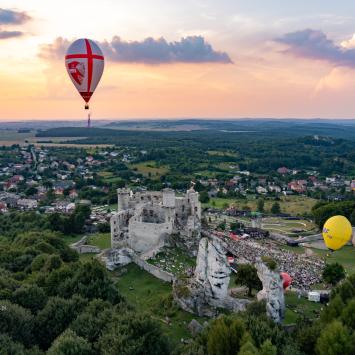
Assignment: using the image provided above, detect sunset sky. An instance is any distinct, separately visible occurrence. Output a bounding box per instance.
[2,0,355,120]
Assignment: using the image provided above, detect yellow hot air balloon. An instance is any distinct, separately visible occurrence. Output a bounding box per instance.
[322,215,353,251]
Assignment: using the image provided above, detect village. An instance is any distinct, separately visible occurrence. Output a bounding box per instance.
[0,144,354,220]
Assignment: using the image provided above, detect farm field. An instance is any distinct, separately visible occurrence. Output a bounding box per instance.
[0,129,112,147]
[98,171,125,184]
[207,150,238,157]
[204,195,317,216]
[129,160,169,179]
[115,263,207,345]
[0,129,35,145]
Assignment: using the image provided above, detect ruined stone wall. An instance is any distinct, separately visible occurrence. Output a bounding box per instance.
[111,188,201,255]
[130,191,163,206]
[128,220,173,253]
[70,236,100,254]
[110,210,132,248]
[132,254,176,283]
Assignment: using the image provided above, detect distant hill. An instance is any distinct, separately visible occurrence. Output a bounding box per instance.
[37,119,355,140]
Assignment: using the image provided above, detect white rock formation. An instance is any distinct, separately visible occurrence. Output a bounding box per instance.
[256,258,285,323]
[195,237,231,300]
[174,236,250,317]
[100,248,134,271]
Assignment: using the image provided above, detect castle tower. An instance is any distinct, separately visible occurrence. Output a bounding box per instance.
[162,188,175,223]
[187,185,201,219]
[162,188,175,208]
[117,188,131,211]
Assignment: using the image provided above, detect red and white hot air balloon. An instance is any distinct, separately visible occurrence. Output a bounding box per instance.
[65,38,104,111]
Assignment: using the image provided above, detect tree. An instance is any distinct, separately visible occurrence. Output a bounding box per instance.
[270,202,281,215]
[218,222,226,231]
[34,295,87,349]
[322,263,345,286]
[0,334,27,355]
[320,294,345,324]
[207,316,248,355]
[199,191,210,203]
[47,329,92,355]
[57,260,121,304]
[350,209,355,225]
[295,320,321,354]
[0,300,34,347]
[238,341,258,355]
[316,320,354,355]
[235,264,262,297]
[257,199,264,213]
[97,312,169,355]
[70,299,113,344]
[97,222,110,233]
[25,187,37,196]
[12,284,47,314]
[260,339,277,355]
[341,299,355,329]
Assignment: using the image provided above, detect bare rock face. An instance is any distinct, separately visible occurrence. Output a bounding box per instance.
[100,248,134,271]
[188,319,204,337]
[195,237,231,300]
[255,258,285,323]
[173,237,250,317]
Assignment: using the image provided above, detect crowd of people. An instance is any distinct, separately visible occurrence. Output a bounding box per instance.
[216,233,325,290]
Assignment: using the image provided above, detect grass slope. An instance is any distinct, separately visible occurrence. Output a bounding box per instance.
[115,263,206,344]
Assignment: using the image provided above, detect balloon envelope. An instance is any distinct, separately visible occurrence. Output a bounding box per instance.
[322,215,352,251]
[65,38,104,104]
[280,272,292,289]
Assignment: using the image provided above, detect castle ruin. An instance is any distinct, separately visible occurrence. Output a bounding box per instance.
[110,187,201,256]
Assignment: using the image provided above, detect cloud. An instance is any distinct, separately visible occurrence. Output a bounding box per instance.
[0,30,23,39]
[39,37,71,60]
[0,8,30,25]
[341,34,355,49]
[0,8,31,40]
[40,36,232,64]
[275,29,355,68]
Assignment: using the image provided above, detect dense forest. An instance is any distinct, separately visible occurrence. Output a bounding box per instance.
[0,213,355,354]
[37,127,355,177]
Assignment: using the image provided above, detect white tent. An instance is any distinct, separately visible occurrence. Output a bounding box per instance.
[308,291,320,302]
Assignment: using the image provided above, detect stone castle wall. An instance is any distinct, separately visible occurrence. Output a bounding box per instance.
[132,254,176,283]
[110,187,201,255]
[128,220,172,253]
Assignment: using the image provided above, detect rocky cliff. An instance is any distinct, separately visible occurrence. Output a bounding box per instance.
[256,258,285,323]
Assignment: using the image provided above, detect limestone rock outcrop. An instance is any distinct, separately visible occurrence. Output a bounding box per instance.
[194,237,231,300]
[173,236,250,317]
[188,319,204,337]
[100,247,134,271]
[255,258,285,323]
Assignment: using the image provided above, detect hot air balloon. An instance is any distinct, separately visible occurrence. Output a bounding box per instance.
[65,38,104,127]
[280,272,292,290]
[322,215,352,251]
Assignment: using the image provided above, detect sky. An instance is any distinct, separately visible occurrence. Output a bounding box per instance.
[2,0,355,120]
